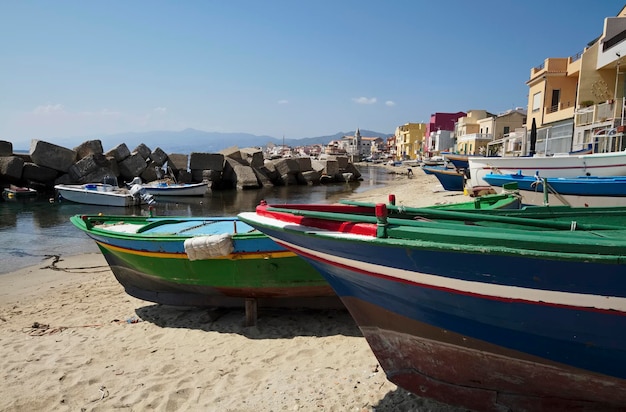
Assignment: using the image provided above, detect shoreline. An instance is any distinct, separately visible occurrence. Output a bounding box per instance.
[0,171,468,412]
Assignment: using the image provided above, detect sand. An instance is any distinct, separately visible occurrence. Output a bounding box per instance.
[0,168,468,412]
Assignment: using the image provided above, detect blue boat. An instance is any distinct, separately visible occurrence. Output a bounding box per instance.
[422,165,465,191]
[484,171,626,207]
[239,203,626,411]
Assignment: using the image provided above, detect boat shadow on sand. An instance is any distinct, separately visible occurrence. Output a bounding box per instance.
[134,304,363,339]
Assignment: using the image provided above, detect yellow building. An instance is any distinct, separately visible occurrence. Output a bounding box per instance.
[394,123,427,160]
[526,5,626,154]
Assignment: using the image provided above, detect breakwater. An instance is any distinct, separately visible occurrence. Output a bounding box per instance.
[0,139,362,192]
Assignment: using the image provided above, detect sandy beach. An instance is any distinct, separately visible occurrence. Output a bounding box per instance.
[0,169,469,412]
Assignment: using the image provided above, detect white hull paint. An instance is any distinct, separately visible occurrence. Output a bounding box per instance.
[468,151,626,188]
[55,184,141,207]
[142,182,208,196]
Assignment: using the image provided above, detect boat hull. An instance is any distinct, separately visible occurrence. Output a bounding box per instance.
[71,215,340,308]
[56,184,140,207]
[468,151,626,189]
[142,182,208,196]
[238,207,626,410]
[422,166,464,191]
[484,174,626,207]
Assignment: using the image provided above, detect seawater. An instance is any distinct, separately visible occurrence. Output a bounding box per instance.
[0,165,396,274]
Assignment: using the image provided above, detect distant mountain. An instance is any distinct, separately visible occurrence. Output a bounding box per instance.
[29,128,393,154]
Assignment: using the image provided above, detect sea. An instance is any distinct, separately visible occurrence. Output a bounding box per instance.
[0,165,394,275]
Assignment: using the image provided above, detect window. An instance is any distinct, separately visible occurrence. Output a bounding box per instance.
[504,126,510,135]
[532,92,542,112]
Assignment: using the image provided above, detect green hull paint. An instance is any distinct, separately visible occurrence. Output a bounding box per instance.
[97,243,330,292]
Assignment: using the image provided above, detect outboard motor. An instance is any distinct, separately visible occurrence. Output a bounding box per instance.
[129,180,156,205]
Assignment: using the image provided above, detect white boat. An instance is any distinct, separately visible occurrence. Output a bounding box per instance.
[55,180,155,207]
[140,180,208,197]
[468,150,626,189]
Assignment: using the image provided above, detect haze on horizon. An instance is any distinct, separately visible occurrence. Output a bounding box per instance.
[1,1,623,147]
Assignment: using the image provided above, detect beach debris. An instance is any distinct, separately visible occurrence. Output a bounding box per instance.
[23,321,104,336]
[99,385,109,400]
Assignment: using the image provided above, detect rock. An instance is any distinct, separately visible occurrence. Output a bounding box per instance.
[140,162,161,182]
[0,140,13,156]
[118,153,147,181]
[105,143,131,162]
[296,157,313,172]
[273,158,300,176]
[150,147,168,167]
[22,162,58,183]
[344,163,362,179]
[221,146,243,163]
[223,158,259,189]
[167,154,189,172]
[68,154,110,182]
[190,152,224,172]
[321,159,339,176]
[240,148,264,168]
[301,170,322,184]
[29,140,77,172]
[74,140,103,160]
[176,170,192,183]
[133,143,152,160]
[0,156,24,181]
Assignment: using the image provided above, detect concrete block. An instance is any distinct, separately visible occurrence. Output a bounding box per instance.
[273,158,300,175]
[118,153,147,181]
[150,147,168,166]
[133,143,152,160]
[220,146,243,163]
[240,148,264,168]
[0,156,24,180]
[0,141,13,156]
[22,162,58,183]
[190,152,224,172]
[167,154,189,171]
[29,140,76,172]
[74,140,103,160]
[105,143,131,162]
[296,157,313,172]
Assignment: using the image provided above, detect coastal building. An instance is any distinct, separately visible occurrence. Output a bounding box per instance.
[454,108,527,156]
[526,5,626,155]
[423,112,465,156]
[337,128,383,162]
[394,123,427,160]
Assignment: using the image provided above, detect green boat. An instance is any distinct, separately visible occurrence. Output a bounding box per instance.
[70,214,341,311]
[68,190,523,311]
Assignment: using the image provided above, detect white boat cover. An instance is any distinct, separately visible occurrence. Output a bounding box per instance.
[184,233,234,260]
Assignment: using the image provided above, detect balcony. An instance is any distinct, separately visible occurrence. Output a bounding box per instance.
[575,100,625,126]
[544,101,576,124]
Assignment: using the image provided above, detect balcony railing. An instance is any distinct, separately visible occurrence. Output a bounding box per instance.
[575,100,625,126]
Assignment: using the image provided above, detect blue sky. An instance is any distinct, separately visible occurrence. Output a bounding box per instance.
[1,1,624,146]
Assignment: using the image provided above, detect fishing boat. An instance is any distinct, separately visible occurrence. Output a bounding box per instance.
[69,192,521,309]
[55,177,155,207]
[2,185,38,200]
[341,188,522,211]
[137,179,208,197]
[421,165,465,191]
[69,214,340,310]
[441,152,471,170]
[484,171,626,207]
[238,202,626,411]
[467,149,626,190]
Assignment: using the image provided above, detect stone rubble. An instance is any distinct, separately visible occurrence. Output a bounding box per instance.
[0,139,362,193]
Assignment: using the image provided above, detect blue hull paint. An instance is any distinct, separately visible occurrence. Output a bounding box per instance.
[484,173,626,196]
[254,224,626,380]
[78,217,285,254]
[422,166,464,191]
